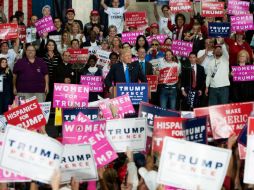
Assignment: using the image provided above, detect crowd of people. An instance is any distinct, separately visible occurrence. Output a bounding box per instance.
[0,0,254,189]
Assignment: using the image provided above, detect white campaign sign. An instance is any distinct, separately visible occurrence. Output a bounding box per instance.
[157,137,231,190]
[105,118,147,152]
[39,102,51,123]
[60,144,98,183]
[0,125,63,184]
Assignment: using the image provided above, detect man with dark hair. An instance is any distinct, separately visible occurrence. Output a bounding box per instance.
[49,17,64,36]
[64,8,83,32]
[14,11,25,26]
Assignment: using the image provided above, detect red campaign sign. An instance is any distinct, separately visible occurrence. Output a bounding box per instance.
[194,107,213,138]
[124,12,147,27]
[201,2,225,17]
[248,117,254,135]
[170,2,192,13]
[152,117,184,154]
[0,24,18,40]
[67,48,89,64]
[158,67,178,84]
[146,75,158,92]
[209,102,253,139]
[18,25,26,42]
[4,99,46,130]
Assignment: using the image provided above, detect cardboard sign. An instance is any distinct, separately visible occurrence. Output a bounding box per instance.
[238,143,246,160]
[60,144,98,183]
[208,22,231,38]
[63,108,99,122]
[18,25,26,42]
[0,125,63,184]
[147,34,168,45]
[0,24,18,40]
[34,16,56,36]
[96,49,111,67]
[4,99,46,130]
[228,0,250,15]
[152,117,184,154]
[230,14,254,32]
[116,83,149,105]
[201,2,224,17]
[67,48,89,64]
[158,67,178,84]
[231,65,254,82]
[194,107,213,138]
[146,75,158,92]
[99,94,135,120]
[124,12,147,27]
[170,1,192,13]
[39,102,51,123]
[105,118,147,152]
[209,102,253,139]
[157,137,232,190]
[80,76,103,92]
[26,27,37,43]
[53,83,89,108]
[182,117,207,144]
[171,40,193,57]
[62,120,106,144]
[122,31,144,45]
[244,117,254,184]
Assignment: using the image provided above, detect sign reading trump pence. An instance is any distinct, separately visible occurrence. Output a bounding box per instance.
[157,137,231,190]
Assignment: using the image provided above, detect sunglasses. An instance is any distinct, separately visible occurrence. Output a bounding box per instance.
[151,43,159,46]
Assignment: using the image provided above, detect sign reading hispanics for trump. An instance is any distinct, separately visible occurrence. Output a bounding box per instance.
[60,144,98,183]
[105,118,147,152]
[53,83,89,108]
[80,75,103,92]
[34,16,56,36]
[171,40,193,57]
[4,99,46,130]
[0,125,63,184]
[157,137,232,190]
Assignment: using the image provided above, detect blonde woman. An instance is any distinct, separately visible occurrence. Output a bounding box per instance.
[70,22,86,44]
[57,31,71,55]
[110,36,122,55]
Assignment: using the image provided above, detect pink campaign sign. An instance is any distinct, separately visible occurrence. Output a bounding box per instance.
[34,16,56,36]
[62,120,106,144]
[230,14,254,32]
[80,75,103,92]
[122,31,143,45]
[53,83,89,108]
[171,40,193,57]
[232,65,254,82]
[0,169,30,182]
[73,112,91,123]
[228,0,249,15]
[99,94,135,120]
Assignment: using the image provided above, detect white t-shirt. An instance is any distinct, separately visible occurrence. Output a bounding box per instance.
[105,7,126,34]
[0,49,17,71]
[159,14,175,35]
[197,49,214,75]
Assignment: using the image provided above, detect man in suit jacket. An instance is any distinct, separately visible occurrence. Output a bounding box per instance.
[181,52,206,110]
[133,47,153,75]
[104,49,147,90]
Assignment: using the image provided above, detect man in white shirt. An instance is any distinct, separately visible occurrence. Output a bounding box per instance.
[0,41,19,71]
[205,44,230,106]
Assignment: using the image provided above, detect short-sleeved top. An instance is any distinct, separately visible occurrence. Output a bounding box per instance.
[13,57,48,93]
[0,49,17,71]
[105,7,126,34]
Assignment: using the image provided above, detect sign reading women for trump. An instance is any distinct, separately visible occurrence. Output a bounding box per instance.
[0,169,30,183]
[227,0,250,15]
[157,137,232,190]
[122,31,144,45]
[0,125,63,184]
[63,108,99,122]
[34,16,56,36]
[116,83,148,105]
[171,40,193,57]
[105,118,147,152]
[231,65,254,82]
[4,99,46,130]
[80,76,103,92]
[230,14,254,32]
[60,144,98,183]
[53,83,89,108]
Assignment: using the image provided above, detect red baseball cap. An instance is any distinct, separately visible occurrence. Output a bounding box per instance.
[236,31,245,35]
[150,23,159,29]
[66,8,75,15]
[90,10,99,16]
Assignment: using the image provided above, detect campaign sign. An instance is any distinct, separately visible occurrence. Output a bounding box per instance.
[116,83,148,105]
[124,12,147,27]
[39,102,51,123]
[228,0,250,15]
[96,49,111,67]
[53,83,89,108]
[105,118,147,152]
[244,117,254,184]
[60,144,98,183]
[99,94,135,120]
[0,125,63,184]
[67,48,89,64]
[0,24,19,40]
[26,27,37,43]
[194,107,213,138]
[152,117,184,154]
[231,65,254,82]
[158,67,178,84]
[4,99,46,130]
[80,76,103,92]
[209,102,253,139]
[73,112,91,123]
[170,1,192,14]
[146,75,158,92]
[62,120,106,144]
[0,169,30,182]
[34,16,56,36]
[182,117,207,144]
[237,124,247,146]
[201,2,224,17]
[157,0,169,5]
[122,31,144,45]
[0,115,7,133]
[171,40,193,57]
[230,14,254,32]
[208,22,230,38]
[63,107,99,122]
[157,137,232,190]
[147,34,168,45]
[18,25,26,42]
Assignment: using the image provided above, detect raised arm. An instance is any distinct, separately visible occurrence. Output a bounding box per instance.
[125,0,130,9]
[153,1,160,22]
[101,0,108,10]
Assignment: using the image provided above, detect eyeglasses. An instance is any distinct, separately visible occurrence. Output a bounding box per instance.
[151,43,159,46]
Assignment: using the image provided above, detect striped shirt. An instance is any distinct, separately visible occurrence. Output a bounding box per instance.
[43,53,62,81]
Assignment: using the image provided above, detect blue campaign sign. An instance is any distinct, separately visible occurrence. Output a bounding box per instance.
[157,0,169,5]
[138,102,180,128]
[62,108,99,122]
[116,83,149,105]
[237,124,247,146]
[208,22,231,38]
[182,116,207,144]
